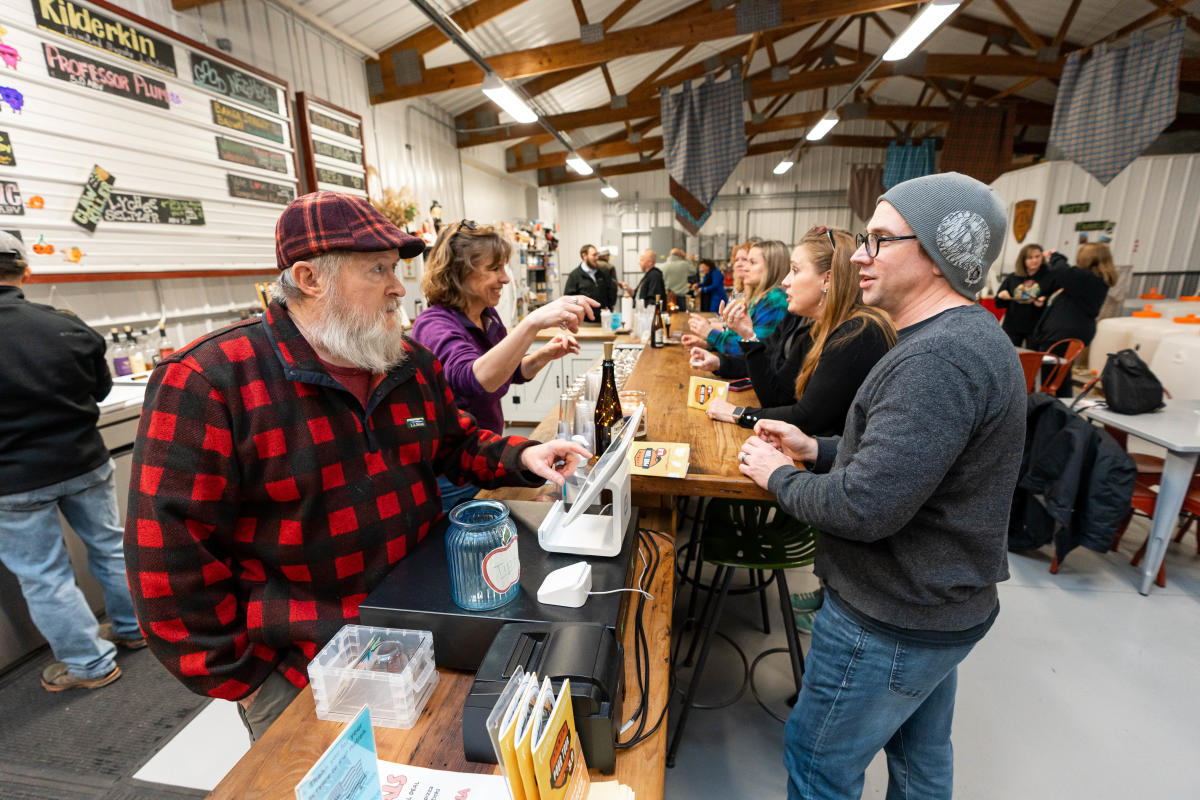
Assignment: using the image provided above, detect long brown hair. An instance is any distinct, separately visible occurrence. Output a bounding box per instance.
[421,220,512,311]
[1014,243,1043,278]
[1076,242,1117,287]
[794,228,897,398]
[747,240,789,307]
[730,239,755,294]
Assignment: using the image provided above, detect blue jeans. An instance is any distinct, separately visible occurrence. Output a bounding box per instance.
[0,460,140,679]
[437,475,479,515]
[784,592,977,800]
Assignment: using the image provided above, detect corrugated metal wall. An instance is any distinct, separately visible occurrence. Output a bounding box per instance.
[989,155,1200,290]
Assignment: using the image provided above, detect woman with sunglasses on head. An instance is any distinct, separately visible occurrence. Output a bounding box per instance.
[684,240,791,355]
[699,227,896,436]
[412,220,600,513]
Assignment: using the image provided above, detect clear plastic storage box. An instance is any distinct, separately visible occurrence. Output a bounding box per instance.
[308,625,439,729]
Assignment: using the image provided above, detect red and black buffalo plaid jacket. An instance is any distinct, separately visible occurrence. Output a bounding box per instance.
[124,302,539,700]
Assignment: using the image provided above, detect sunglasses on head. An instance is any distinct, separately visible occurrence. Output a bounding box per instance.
[807,225,837,250]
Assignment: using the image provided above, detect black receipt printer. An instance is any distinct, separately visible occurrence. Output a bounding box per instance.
[462,621,623,773]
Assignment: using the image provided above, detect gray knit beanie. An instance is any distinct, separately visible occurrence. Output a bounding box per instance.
[878,172,1006,300]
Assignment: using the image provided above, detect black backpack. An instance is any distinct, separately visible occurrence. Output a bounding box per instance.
[1072,348,1166,415]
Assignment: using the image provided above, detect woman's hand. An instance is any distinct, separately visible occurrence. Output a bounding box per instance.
[681,334,705,349]
[535,332,580,363]
[726,302,754,340]
[753,419,817,462]
[689,347,719,371]
[997,289,1012,301]
[705,396,737,423]
[520,440,592,486]
[525,295,598,333]
[737,435,796,489]
[688,314,715,338]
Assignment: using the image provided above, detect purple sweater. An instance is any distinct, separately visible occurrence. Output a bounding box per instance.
[411,304,528,435]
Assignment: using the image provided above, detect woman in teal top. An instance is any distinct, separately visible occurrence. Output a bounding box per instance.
[685,240,790,355]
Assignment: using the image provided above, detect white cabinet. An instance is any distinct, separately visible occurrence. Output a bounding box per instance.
[502,350,563,426]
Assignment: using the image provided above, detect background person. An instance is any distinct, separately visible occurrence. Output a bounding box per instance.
[995,243,1052,346]
[618,249,665,307]
[685,240,790,354]
[736,173,1024,800]
[563,243,618,314]
[0,232,144,693]
[1028,241,1116,355]
[660,247,693,306]
[124,193,587,742]
[697,258,727,312]
[412,220,597,511]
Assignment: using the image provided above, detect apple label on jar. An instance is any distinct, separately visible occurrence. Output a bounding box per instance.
[482,534,519,593]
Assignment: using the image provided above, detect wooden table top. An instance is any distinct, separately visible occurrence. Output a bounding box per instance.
[208,506,676,800]
[534,325,620,341]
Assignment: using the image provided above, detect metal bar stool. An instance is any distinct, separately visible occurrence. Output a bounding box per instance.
[666,499,818,768]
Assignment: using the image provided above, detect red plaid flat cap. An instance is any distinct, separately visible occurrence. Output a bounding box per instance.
[275,191,425,270]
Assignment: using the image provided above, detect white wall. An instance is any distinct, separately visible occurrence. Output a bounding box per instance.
[988,155,1200,291]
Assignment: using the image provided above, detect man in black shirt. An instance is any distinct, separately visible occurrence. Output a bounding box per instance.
[618,249,666,307]
[0,232,144,693]
[563,243,618,315]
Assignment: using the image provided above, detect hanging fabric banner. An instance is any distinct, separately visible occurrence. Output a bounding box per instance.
[847,164,885,223]
[661,65,746,235]
[940,105,1014,184]
[1048,20,1184,186]
[882,139,936,189]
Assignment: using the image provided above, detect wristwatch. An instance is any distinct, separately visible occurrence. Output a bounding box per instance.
[740,335,759,344]
[732,406,746,424]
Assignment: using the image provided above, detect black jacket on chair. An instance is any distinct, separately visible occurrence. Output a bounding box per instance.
[1007,393,1136,564]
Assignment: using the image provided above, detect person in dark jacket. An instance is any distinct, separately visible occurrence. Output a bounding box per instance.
[563,244,618,314]
[699,227,895,436]
[1008,393,1136,565]
[618,249,665,307]
[697,258,727,312]
[995,243,1053,346]
[693,312,813,409]
[0,232,144,693]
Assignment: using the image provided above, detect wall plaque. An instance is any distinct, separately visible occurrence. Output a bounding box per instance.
[191,52,278,113]
[71,165,114,231]
[316,167,365,191]
[1058,202,1090,214]
[215,136,289,174]
[103,192,205,225]
[0,180,22,215]
[227,173,294,205]
[313,138,361,166]
[212,99,283,143]
[32,0,177,76]
[0,131,14,166]
[44,43,171,109]
[309,108,359,140]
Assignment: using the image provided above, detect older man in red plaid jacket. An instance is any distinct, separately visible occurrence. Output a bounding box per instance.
[124,192,589,740]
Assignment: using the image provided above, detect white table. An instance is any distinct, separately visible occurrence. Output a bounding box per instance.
[1079,399,1200,594]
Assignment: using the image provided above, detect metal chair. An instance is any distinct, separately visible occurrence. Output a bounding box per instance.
[1110,474,1200,587]
[1041,338,1086,396]
[1018,351,1044,393]
[666,500,818,768]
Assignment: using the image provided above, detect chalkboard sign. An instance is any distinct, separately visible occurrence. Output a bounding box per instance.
[296,93,368,198]
[190,51,279,114]
[212,99,283,143]
[71,165,115,232]
[103,193,205,225]
[5,0,299,277]
[0,180,23,215]
[31,0,178,76]
[1075,220,1111,232]
[216,136,289,174]
[43,42,174,109]
[1058,202,1090,214]
[227,174,295,206]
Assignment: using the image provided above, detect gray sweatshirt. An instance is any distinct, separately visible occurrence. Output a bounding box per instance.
[768,304,1025,632]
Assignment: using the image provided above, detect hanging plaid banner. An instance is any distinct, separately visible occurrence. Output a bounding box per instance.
[661,65,746,235]
[940,105,1014,184]
[1049,19,1184,186]
[882,139,936,189]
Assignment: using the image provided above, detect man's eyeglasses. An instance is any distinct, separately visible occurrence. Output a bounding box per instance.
[855,232,918,258]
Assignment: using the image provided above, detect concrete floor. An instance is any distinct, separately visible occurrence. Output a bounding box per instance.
[663,511,1200,799]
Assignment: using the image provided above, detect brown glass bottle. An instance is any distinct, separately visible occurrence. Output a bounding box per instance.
[661,294,672,340]
[594,342,622,455]
[650,294,664,348]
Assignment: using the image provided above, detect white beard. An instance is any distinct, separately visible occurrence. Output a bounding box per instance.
[306,282,408,373]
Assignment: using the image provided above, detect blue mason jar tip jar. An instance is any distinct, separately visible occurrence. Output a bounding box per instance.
[446,499,520,611]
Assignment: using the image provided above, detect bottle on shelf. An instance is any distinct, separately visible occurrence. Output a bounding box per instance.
[124,326,147,373]
[593,342,622,456]
[109,328,131,377]
[650,295,664,349]
[156,322,175,362]
[140,329,158,366]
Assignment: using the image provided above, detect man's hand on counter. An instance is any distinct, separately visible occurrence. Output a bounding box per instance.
[520,440,592,486]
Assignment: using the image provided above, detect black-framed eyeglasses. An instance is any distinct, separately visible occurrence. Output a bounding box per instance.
[856,232,918,258]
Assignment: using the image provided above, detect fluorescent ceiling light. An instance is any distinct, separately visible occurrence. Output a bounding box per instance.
[600,185,619,198]
[566,154,594,175]
[806,112,839,141]
[481,72,537,123]
[773,160,794,175]
[883,0,961,62]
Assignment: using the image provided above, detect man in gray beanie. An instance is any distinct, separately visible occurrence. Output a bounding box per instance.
[736,172,1025,799]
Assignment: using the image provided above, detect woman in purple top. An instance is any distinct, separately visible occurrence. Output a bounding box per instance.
[412,220,600,512]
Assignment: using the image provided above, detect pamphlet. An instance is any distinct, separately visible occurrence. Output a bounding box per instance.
[686,376,728,410]
[629,443,690,479]
[295,706,382,800]
[376,761,508,799]
[488,670,533,800]
[513,676,552,800]
[531,680,590,800]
